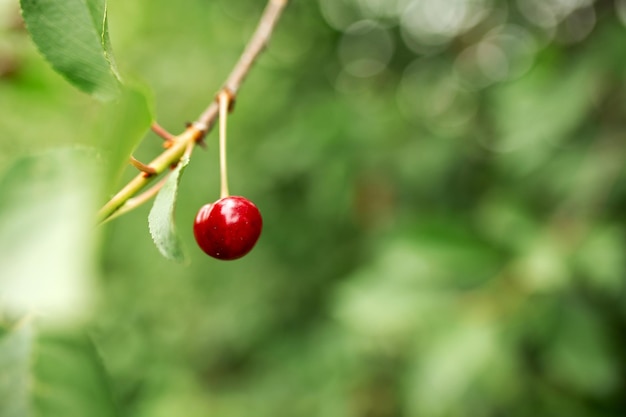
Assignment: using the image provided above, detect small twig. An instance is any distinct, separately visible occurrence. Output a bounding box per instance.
[196,0,288,129]
[151,122,176,147]
[129,156,157,176]
[96,0,289,224]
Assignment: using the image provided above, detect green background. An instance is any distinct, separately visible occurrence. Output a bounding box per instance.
[1,0,626,416]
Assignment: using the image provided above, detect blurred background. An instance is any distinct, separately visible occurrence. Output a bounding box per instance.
[1,0,626,415]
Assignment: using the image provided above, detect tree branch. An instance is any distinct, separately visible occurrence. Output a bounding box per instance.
[96,0,289,224]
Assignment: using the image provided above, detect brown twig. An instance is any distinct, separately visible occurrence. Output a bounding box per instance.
[129,156,158,176]
[96,0,289,224]
[151,121,177,145]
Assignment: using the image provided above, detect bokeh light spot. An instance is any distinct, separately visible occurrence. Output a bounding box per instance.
[400,0,491,47]
[397,59,477,135]
[517,0,595,29]
[555,6,596,44]
[455,24,537,89]
[338,20,394,78]
[318,0,364,31]
[618,0,626,27]
[357,0,402,20]
[455,43,508,89]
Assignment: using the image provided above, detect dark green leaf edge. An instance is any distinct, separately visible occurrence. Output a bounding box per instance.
[19,0,122,101]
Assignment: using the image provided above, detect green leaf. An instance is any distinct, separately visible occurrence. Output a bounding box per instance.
[0,320,118,417]
[99,85,153,194]
[405,317,501,417]
[488,57,597,176]
[0,149,101,325]
[0,319,33,417]
[544,306,618,396]
[20,0,121,100]
[148,157,190,263]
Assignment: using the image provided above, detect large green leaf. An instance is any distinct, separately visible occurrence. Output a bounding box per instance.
[0,149,101,324]
[0,320,118,417]
[148,157,190,263]
[98,85,153,194]
[20,0,121,100]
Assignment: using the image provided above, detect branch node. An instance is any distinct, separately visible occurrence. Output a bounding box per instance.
[189,121,210,148]
[192,120,209,132]
[218,87,237,112]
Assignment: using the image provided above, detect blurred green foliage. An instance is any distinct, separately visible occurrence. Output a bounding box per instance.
[1,0,626,416]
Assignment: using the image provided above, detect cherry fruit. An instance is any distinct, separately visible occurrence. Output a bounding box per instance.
[193,196,262,260]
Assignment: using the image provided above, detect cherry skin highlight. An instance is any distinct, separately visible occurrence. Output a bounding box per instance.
[193,196,263,260]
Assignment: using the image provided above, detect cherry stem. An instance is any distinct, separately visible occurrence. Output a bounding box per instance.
[219,91,230,199]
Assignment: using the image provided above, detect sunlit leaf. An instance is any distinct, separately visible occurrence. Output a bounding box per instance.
[405,317,501,417]
[20,0,121,100]
[575,226,626,292]
[488,57,597,176]
[0,149,101,324]
[148,157,190,263]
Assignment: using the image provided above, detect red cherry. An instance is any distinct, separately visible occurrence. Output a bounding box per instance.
[193,196,263,260]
